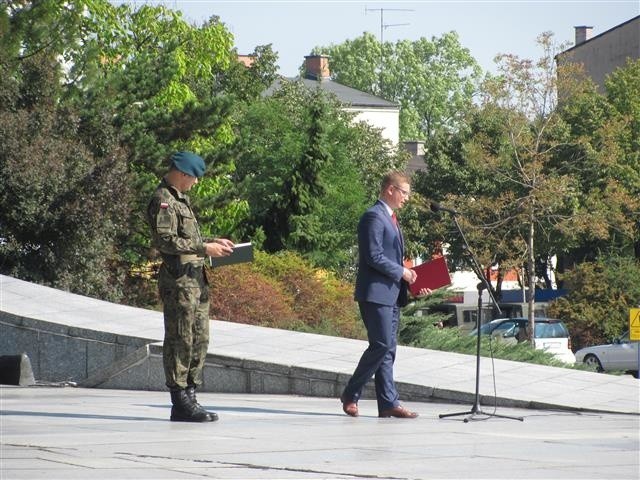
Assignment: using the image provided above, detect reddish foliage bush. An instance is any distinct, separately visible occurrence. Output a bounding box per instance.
[206,263,296,329]
[205,250,365,339]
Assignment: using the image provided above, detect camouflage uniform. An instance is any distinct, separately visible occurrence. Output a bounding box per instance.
[147,178,210,391]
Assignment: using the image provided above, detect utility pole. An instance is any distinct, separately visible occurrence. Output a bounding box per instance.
[365,7,412,94]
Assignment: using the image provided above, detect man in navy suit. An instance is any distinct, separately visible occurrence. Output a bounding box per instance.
[341,171,422,418]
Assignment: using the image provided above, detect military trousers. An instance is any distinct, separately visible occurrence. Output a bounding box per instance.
[158,262,210,390]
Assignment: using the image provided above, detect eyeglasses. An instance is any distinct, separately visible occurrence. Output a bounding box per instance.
[393,185,411,197]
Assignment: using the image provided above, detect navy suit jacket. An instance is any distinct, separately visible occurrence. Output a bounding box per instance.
[354,200,408,307]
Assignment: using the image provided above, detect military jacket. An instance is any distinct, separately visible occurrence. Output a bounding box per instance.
[147,178,207,261]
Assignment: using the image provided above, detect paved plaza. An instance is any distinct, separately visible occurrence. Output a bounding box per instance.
[2,386,639,480]
[1,274,639,479]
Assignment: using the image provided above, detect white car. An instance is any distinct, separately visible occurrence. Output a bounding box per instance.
[575,331,639,378]
[470,317,576,364]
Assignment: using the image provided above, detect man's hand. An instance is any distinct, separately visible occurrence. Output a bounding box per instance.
[205,238,234,257]
[402,267,417,284]
[416,287,433,297]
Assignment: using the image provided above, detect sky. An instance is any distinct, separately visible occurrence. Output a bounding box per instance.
[116,1,639,76]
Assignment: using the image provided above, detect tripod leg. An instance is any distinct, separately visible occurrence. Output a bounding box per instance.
[438,284,523,422]
[464,409,524,422]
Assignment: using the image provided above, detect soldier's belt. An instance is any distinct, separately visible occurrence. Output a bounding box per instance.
[179,254,200,263]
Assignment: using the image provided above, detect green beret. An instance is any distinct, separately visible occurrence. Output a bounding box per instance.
[170,151,206,178]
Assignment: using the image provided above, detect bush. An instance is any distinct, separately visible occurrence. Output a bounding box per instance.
[206,250,365,339]
[206,262,297,328]
[401,320,572,367]
[400,291,574,367]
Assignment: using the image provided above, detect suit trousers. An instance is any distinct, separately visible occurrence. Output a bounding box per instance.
[342,301,400,412]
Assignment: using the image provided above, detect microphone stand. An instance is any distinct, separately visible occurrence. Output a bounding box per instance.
[438,214,523,422]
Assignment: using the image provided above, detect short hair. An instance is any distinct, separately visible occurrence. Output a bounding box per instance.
[380,171,410,192]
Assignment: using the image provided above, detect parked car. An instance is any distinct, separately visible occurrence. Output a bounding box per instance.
[574,331,639,378]
[469,317,576,364]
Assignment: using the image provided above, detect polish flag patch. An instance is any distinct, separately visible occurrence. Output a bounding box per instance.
[160,202,169,209]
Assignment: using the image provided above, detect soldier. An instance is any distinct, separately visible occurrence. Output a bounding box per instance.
[147,151,234,422]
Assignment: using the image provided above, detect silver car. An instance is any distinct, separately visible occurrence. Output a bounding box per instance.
[574,331,639,378]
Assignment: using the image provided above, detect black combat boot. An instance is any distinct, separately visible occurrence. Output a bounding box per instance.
[169,389,216,422]
[186,384,219,422]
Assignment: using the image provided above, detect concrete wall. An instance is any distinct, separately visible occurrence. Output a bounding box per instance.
[559,16,639,91]
[1,312,150,385]
[1,311,441,403]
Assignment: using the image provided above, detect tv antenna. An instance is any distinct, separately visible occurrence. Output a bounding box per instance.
[365,7,412,45]
[365,7,413,93]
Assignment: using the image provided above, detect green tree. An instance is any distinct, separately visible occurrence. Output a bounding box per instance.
[0,0,89,67]
[0,1,137,299]
[283,91,332,252]
[553,59,640,266]
[606,60,640,258]
[412,33,614,343]
[0,53,133,300]
[235,82,355,256]
[219,43,279,103]
[547,256,640,350]
[63,2,260,259]
[233,79,408,272]
[312,31,481,141]
[0,1,276,302]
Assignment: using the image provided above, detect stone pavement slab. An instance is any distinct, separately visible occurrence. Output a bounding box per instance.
[1,274,639,415]
[1,386,639,480]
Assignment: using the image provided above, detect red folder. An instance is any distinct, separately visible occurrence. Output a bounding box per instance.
[409,256,452,296]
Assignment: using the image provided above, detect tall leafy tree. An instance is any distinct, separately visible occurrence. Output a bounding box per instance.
[476,45,639,284]
[0,1,136,299]
[606,60,640,258]
[547,256,640,350]
[0,1,279,301]
[233,80,407,271]
[0,51,133,300]
[412,33,616,342]
[235,82,340,254]
[312,31,481,141]
[553,59,640,266]
[63,3,262,258]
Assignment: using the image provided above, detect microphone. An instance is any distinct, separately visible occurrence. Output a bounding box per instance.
[430,202,459,216]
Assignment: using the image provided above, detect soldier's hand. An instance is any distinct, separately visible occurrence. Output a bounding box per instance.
[205,241,233,257]
[213,238,235,249]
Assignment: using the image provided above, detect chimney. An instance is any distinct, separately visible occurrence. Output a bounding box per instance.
[237,54,256,68]
[304,55,330,80]
[574,25,594,45]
